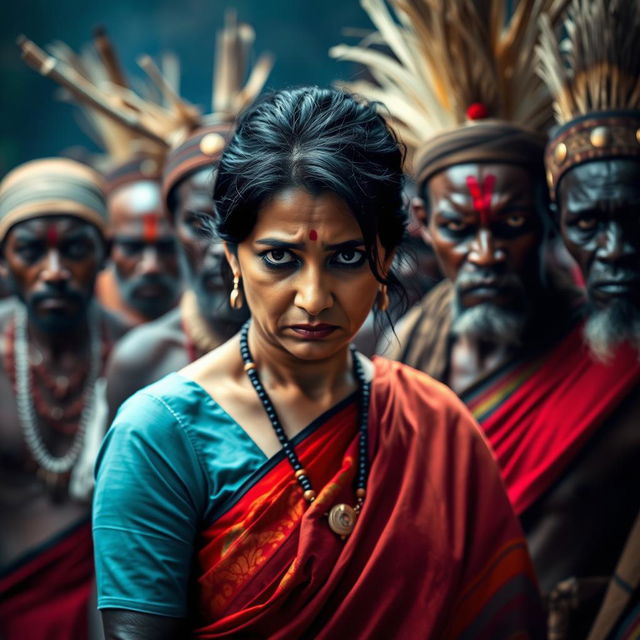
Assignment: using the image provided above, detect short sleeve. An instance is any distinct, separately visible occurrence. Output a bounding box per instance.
[92,391,208,617]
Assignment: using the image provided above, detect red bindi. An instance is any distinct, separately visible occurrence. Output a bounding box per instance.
[308,229,318,242]
[465,174,497,226]
[46,224,59,248]
[143,213,159,244]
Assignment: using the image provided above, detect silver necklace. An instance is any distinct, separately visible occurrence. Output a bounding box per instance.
[14,304,101,474]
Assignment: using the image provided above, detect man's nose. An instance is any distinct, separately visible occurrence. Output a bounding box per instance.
[139,245,161,275]
[596,221,635,263]
[41,249,70,284]
[468,229,506,268]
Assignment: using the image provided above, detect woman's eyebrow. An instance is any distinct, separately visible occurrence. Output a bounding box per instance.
[255,238,305,249]
[324,239,365,250]
[255,238,365,250]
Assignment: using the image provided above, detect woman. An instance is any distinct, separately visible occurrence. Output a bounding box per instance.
[93,87,544,639]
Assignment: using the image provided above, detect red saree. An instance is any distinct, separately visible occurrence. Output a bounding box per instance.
[462,324,640,515]
[0,518,94,640]
[192,358,543,638]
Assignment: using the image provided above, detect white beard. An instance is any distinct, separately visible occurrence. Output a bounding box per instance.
[451,299,527,347]
[584,299,640,362]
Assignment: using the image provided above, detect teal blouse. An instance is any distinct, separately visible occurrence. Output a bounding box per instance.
[92,373,354,617]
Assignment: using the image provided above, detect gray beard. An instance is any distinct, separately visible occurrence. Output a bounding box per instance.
[584,299,640,362]
[451,298,527,347]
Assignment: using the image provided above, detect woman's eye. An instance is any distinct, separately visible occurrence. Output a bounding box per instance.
[262,249,296,267]
[506,215,526,228]
[333,249,365,266]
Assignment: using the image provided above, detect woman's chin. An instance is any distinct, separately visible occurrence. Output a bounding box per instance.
[279,334,350,361]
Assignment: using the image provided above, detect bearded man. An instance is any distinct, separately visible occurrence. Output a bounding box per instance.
[105,128,249,415]
[98,159,181,325]
[101,14,272,416]
[538,1,640,636]
[0,158,129,640]
[333,1,640,638]
[20,28,182,326]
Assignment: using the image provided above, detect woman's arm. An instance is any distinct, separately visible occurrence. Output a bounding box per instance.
[102,610,186,640]
[93,391,208,628]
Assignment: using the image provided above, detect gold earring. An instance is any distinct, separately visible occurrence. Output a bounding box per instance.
[377,285,389,312]
[230,275,243,309]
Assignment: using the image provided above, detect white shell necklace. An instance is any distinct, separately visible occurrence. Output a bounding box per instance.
[13,304,101,475]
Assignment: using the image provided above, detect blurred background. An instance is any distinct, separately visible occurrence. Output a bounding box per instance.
[0,0,372,174]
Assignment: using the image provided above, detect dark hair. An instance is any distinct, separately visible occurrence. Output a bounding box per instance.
[213,86,408,309]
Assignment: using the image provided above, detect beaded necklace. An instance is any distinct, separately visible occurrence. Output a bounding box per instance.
[239,321,370,539]
[10,304,102,487]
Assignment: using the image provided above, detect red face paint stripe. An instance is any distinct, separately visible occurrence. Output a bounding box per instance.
[143,214,159,244]
[309,229,318,241]
[465,174,497,226]
[46,224,59,248]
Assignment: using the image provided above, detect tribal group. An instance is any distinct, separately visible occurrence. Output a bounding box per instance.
[1,1,639,639]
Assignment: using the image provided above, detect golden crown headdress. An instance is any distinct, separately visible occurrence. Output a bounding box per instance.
[537,0,640,197]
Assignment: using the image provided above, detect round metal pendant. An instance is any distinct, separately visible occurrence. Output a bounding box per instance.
[327,503,357,537]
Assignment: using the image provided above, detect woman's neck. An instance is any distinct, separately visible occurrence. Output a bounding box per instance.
[247,322,354,401]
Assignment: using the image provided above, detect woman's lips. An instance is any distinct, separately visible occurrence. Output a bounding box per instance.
[289,324,338,340]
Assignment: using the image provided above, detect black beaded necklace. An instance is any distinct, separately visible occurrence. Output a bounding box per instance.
[239,321,370,538]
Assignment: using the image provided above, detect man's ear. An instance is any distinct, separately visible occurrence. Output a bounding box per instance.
[411,197,433,246]
[223,242,240,277]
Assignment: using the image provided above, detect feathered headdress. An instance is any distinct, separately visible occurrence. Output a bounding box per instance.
[19,11,274,200]
[331,0,569,183]
[537,0,640,197]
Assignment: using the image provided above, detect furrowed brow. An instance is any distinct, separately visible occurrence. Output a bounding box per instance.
[324,239,365,250]
[255,238,305,250]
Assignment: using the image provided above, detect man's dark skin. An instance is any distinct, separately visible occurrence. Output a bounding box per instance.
[413,162,560,393]
[523,157,640,634]
[557,159,640,327]
[412,162,640,630]
[0,216,128,638]
[106,169,248,419]
[105,180,181,323]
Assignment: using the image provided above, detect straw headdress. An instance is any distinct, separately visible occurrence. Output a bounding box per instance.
[537,0,640,197]
[331,0,569,184]
[19,11,274,203]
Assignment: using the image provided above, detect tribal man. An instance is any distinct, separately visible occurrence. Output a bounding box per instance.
[21,28,182,325]
[538,0,640,636]
[103,13,272,415]
[98,159,181,325]
[334,1,640,637]
[0,158,129,639]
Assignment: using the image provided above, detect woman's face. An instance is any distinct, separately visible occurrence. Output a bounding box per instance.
[226,188,388,361]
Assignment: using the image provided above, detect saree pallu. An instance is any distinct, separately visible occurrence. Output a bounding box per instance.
[193,358,543,639]
[0,517,93,640]
[462,325,640,516]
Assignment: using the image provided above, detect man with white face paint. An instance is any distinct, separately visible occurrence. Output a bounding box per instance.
[100,163,181,324]
[334,1,640,637]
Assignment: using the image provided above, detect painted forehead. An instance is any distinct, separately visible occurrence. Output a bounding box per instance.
[435,163,535,193]
[108,180,163,217]
[10,216,95,237]
[560,159,640,204]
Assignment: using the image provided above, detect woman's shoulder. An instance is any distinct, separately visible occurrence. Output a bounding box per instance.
[372,356,486,444]
[373,356,461,407]
[114,372,199,421]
